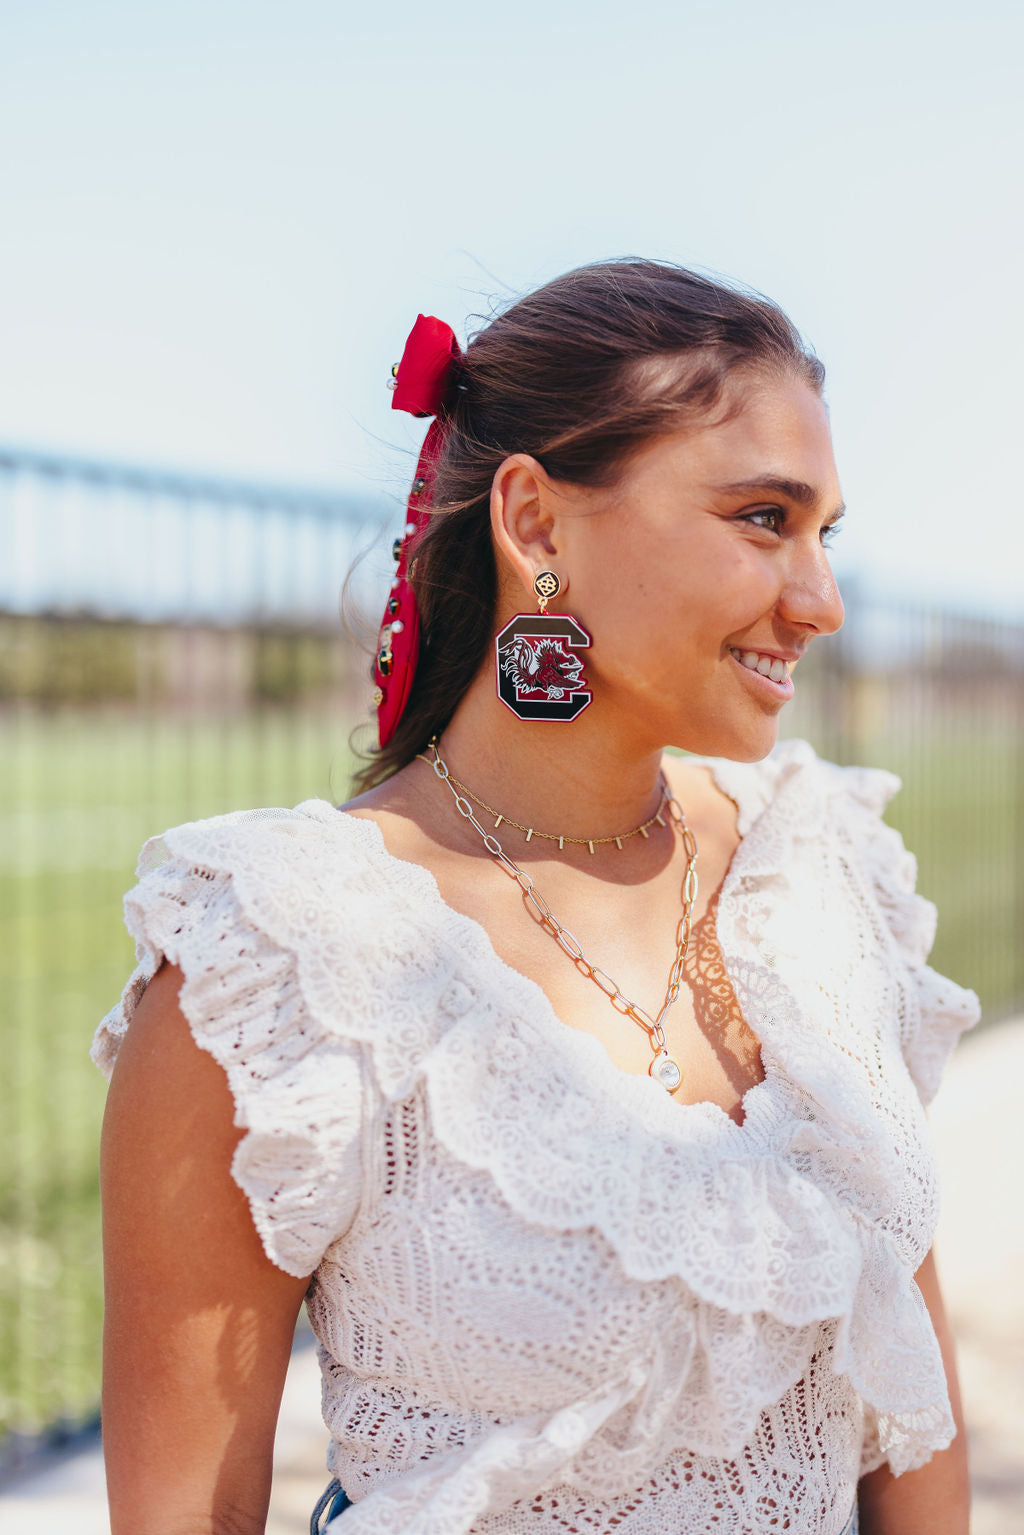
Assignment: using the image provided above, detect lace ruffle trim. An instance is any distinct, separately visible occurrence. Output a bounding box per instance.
[819,754,981,1106]
[91,816,365,1277]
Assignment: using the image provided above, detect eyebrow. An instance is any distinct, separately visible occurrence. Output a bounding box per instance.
[717,476,846,520]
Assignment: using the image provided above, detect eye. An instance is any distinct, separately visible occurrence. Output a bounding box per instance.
[820,521,843,548]
[741,507,782,533]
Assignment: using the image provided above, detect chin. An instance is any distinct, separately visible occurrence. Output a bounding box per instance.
[672,712,781,764]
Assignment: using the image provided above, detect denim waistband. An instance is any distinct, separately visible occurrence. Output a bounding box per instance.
[310,1478,350,1533]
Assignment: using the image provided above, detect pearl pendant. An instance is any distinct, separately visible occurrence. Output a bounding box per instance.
[649,1049,683,1093]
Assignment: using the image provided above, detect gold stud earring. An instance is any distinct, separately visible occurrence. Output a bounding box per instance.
[533,570,561,615]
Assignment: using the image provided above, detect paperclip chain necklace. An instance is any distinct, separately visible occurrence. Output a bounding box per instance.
[422,739,699,1094]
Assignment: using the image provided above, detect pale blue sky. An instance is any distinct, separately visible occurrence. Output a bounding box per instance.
[1,0,1021,615]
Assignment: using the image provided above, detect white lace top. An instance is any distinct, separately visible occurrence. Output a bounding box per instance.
[92,740,979,1535]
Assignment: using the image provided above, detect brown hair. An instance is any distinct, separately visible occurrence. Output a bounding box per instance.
[353,258,824,792]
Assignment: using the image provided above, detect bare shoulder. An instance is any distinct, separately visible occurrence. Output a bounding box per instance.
[340,755,425,821]
[103,962,239,1161]
[101,961,272,1286]
[339,756,464,866]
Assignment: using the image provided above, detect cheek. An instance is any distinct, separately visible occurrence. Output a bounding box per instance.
[653,548,779,648]
[576,519,778,661]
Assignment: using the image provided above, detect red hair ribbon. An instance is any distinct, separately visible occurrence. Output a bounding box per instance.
[374,315,462,747]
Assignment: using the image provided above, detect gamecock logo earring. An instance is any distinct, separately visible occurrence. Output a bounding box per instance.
[494,571,593,722]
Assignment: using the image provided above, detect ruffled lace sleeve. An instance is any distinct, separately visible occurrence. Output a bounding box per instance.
[830,762,980,1106]
[91,808,369,1278]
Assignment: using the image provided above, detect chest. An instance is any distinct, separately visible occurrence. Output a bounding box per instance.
[411,787,764,1124]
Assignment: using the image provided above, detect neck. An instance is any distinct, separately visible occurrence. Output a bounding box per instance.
[436,662,667,842]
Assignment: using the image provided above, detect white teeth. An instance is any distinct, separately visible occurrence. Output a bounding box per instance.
[732,648,791,683]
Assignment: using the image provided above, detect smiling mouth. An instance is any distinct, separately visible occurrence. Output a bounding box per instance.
[729,648,792,684]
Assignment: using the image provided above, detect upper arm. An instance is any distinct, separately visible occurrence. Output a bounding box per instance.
[857,1247,969,1535]
[100,961,310,1535]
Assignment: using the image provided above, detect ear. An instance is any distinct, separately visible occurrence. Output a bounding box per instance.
[490,454,566,606]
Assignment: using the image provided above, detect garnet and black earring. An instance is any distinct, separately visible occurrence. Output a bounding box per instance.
[494,571,592,722]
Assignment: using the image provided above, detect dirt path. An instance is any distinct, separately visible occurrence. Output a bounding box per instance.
[928,1017,1024,1534]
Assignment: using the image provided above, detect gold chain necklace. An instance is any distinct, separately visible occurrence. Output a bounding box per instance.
[441,771,671,853]
[422,739,699,1094]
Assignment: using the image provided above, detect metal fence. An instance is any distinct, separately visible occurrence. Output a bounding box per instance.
[1,445,1022,1468]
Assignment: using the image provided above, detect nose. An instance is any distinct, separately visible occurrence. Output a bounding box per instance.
[778,543,845,637]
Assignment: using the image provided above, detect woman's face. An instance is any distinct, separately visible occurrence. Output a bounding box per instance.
[556,370,845,761]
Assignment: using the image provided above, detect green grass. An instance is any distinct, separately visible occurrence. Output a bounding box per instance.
[1,701,1021,1441]
[852,731,1022,1009]
[0,703,358,1437]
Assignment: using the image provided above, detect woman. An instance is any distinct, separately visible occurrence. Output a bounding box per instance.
[94,260,978,1535]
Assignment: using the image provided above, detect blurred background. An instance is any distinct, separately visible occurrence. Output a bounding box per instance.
[1,0,1021,1526]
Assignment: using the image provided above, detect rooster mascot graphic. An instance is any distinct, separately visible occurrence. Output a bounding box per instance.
[494,615,592,722]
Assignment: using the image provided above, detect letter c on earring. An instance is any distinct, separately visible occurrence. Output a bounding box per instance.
[494,612,592,722]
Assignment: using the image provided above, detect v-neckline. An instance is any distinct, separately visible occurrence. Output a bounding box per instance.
[318,754,776,1134]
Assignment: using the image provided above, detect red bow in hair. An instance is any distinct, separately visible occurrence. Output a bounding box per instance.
[374,315,462,747]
